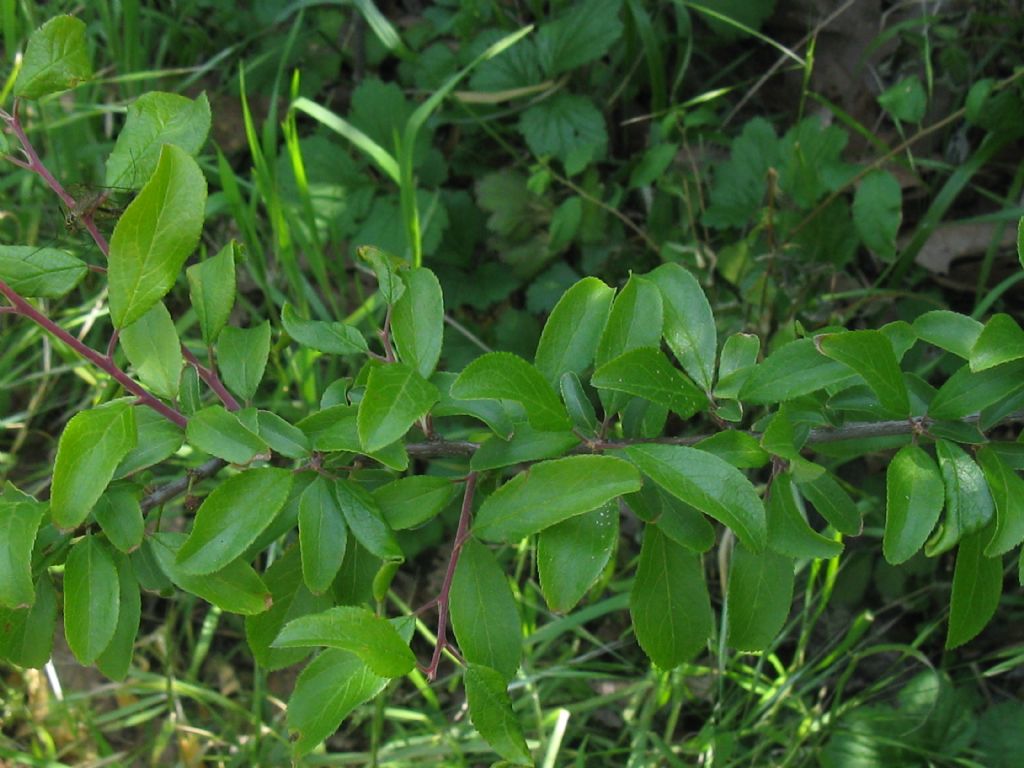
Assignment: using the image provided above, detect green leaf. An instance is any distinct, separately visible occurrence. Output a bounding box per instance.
[0,497,47,608]
[535,277,615,386]
[151,532,271,615]
[95,551,141,681]
[740,338,851,404]
[694,431,770,469]
[273,605,415,677]
[186,241,236,345]
[0,576,57,668]
[186,405,268,464]
[817,330,909,416]
[766,473,843,559]
[470,424,579,472]
[298,476,347,595]
[119,301,182,400]
[357,245,406,304]
[176,467,293,575]
[51,401,136,529]
[630,525,712,669]
[0,246,88,297]
[970,313,1024,372]
[929,360,1024,419]
[595,273,663,414]
[256,410,311,459]
[465,664,532,765]
[63,536,120,664]
[92,488,144,554]
[105,91,211,189]
[449,539,521,680]
[474,455,641,542]
[884,445,944,564]
[592,347,707,419]
[538,503,618,612]
[560,371,599,434]
[649,263,717,392]
[281,303,368,356]
[926,440,995,556]
[333,479,403,563]
[432,372,516,438]
[704,117,780,228]
[218,321,271,402]
[852,170,902,261]
[14,15,92,99]
[536,0,623,75]
[287,648,390,756]
[357,363,439,452]
[297,405,408,471]
[946,529,1003,650]
[912,310,983,359]
[373,475,457,531]
[519,93,607,171]
[108,144,207,328]
[624,444,767,552]
[391,268,444,378]
[627,485,716,552]
[113,408,184,479]
[715,332,761,398]
[976,446,1024,557]
[878,76,927,122]
[726,545,794,652]
[451,352,571,432]
[797,472,862,536]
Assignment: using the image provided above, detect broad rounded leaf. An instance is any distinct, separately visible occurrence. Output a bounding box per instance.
[0,576,57,668]
[534,276,614,386]
[465,664,532,765]
[649,263,716,392]
[592,347,707,419]
[817,330,909,416]
[726,545,794,652]
[970,313,1024,372]
[357,362,439,452]
[63,536,120,665]
[912,310,982,359]
[538,503,618,613]
[186,405,268,465]
[373,475,457,530]
[14,16,92,99]
[391,267,444,378]
[119,301,183,400]
[884,445,944,564]
[0,498,47,608]
[218,321,271,402]
[0,246,87,297]
[92,488,145,554]
[297,476,347,594]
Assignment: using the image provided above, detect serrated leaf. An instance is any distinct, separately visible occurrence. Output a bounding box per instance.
[298,476,347,594]
[912,310,983,359]
[92,488,144,554]
[929,359,1024,419]
[14,16,92,99]
[64,536,119,664]
[474,456,641,542]
[946,529,1002,650]
[51,401,136,529]
[766,473,843,559]
[391,268,444,378]
[0,246,88,297]
[970,313,1024,372]
[273,605,414,677]
[884,445,944,564]
[186,405,268,464]
[740,338,851,404]
[450,539,521,680]
[108,145,207,328]
[534,277,614,386]
[976,446,1024,556]
[357,362,439,452]
[726,545,794,652]
[218,321,271,402]
[519,93,607,170]
[119,301,182,399]
[592,346,707,419]
[281,303,368,355]
[878,76,927,123]
[649,263,717,392]
[926,440,994,556]
[465,664,532,765]
[704,117,780,228]
[817,330,909,416]
[538,503,618,613]
[373,475,456,531]
[624,444,766,552]
[0,576,57,668]
[451,351,571,432]
[333,479,403,563]
[0,498,47,608]
[535,0,623,75]
[853,170,902,261]
[630,525,712,668]
[797,472,862,536]
[95,551,141,681]
[186,241,236,345]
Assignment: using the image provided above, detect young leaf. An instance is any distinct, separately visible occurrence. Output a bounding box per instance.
[465,664,532,765]
[970,313,1024,372]
[109,144,207,328]
[95,551,141,681]
[92,488,145,554]
[333,479,403,563]
[176,468,292,575]
[0,497,47,608]
[218,321,271,402]
[14,16,92,99]
[0,576,58,668]
[817,330,909,416]
[51,401,136,529]
[534,276,614,386]
[946,529,1003,650]
[624,444,767,552]
[450,539,521,680]
[884,445,944,564]
[649,263,717,392]
[591,347,707,419]
[766,473,843,559]
[928,360,1024,420]
[630,525,712,668]
[391,267,444,378]
[357,362,439,452]
[797,472,862,536]
[912,310,983,359]
[373,475,457,530]
[273,605,415,677]
[726,545,794,652]
[186,241,236,345]
[715,332,761,398]
[538,503,618,613]
[976,446,1024,556]
[740,338,851,405]
[473,455,641,542]
[119,301,183,400]
[185,405,268,465]
[852,170,901,261]
[281,303,368,356]
[357,245,407,304]
[926,440,995,556]
[0,246,88,297]
[63,536,120,664]
[450,351,571,432]
[298,476,348,595]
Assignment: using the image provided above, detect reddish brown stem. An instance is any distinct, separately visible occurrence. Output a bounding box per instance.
[181,345,242,411]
